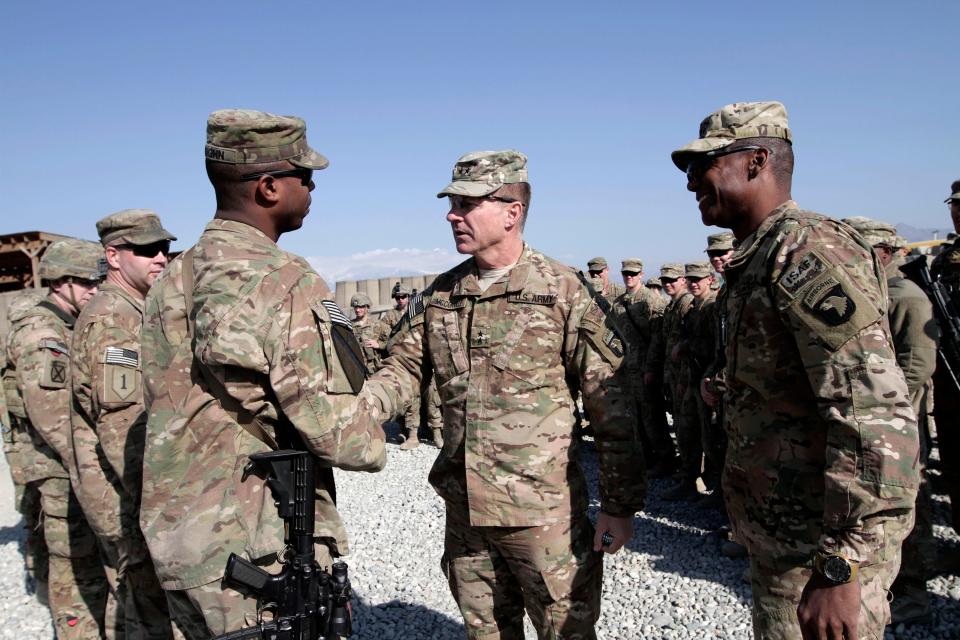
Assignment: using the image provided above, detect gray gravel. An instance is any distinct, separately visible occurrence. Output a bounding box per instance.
[2,424,958,639]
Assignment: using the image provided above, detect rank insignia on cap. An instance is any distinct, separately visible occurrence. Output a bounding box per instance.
[320,300,352,327]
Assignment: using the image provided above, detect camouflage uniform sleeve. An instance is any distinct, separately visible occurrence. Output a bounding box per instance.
[363,301,429,422]
[888,282,938,398]
[69,321,134,541]
[772,224,920,564]
[13,322,74,468]
[567,284,645,517]
[261,273,386,471]
[645,313,666,376]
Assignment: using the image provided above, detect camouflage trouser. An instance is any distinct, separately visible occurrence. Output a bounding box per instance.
[165,545,333,640]
[37,477,110,640]
[673,383,702,483]
[891,465,935,614]
[404,391,421,431]
[424,379,442,430]
[101,536,174,640]
[749,555,897,640]
[638,373,675,461]
[441,502,602,640]
[694,383,725,491]
[20,479,50,585]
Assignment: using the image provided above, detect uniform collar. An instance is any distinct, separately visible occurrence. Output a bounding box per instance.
[99,281,145,314]
[726,200,798,273]
[453,244,533,298]
[38,294,76,329]
[205,218,277,245]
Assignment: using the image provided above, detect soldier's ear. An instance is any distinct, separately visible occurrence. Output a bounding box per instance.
[104,245,122,270]
[747,147,770,180]
[254,175,282,204]
[503,201,524,231]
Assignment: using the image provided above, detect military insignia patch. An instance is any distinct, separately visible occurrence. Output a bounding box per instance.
[39,339,69,389]
[104,346,138,367]
[778,251,828,297]
[106,365,140,403]
[320,300,352,327]
[50,360,67,385]
[804,283,856,326]
[408,292,425,320]
[603,330,624,358]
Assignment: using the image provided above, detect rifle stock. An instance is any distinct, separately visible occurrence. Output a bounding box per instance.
[900,256,960,394]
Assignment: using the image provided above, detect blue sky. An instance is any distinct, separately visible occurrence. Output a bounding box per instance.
[2,1,957,283]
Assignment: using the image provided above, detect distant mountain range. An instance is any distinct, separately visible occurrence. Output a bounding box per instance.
[895,223,953,243]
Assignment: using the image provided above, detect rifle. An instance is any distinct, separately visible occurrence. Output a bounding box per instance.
[212,450,352,640]
[900,256,960,395]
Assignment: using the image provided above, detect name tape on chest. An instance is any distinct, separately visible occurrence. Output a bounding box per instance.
[428,297,465,310]
[104,346,139,368]
[320,300,352,327]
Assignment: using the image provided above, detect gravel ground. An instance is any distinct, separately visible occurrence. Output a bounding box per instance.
[1,424,958,639]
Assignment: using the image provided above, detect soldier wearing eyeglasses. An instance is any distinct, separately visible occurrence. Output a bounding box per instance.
[586,256,625,306]
[70,209,177,639]
[361,149,645,639]
[676,101,919,639]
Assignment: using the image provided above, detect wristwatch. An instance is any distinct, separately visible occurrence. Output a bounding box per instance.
[813,552,858,584]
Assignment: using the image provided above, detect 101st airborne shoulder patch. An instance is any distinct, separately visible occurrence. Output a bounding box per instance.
[802,276,855,326]
[39,339,69,389]
[103,346,140,404]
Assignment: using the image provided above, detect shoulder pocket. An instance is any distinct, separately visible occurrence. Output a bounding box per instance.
[310,300,365,394]
[38,339,69,390]
[779,269,882,351]
[100,346,141,405]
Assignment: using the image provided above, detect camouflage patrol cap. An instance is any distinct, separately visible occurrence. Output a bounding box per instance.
[38,239,105,282]
[392,282,412,297]
[621,258,643,273]
[96,209,176,247]
[672,101,792,171]
[437,150,528,198]
[645,277,663,289]
[685,261,713,279]
[945,180,960,203]
[891,235,907,250]
[705,231,735,252]
[350,292,372,308]
[587,257,609,270]
[205,109,329,169]
[843,217,898,247]
[660,263,685,281]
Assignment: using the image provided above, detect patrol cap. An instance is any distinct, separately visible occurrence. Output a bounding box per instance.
[205,109,329,169]
[646,277,663,289]
[945,180,960,203]
[350,293,372,308]
[437,150,528,198]
[685,261,713,279]
[660,263,685,281]
[587,257,609,271]
[843,217,898,247]
[96,209,176,247]
[621,258,643,273]
[891,235,907,250]
[705,231,735,253]
[392,282,411,297]
[672,101,792,171]
[38,239,105,282]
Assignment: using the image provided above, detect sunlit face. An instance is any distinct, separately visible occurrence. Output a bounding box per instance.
[708,249,734,273]
[353,305,368,320]
[107,240,170,295]
[685,146,759,228]
[394,294,409,310]
[589,267,609,286]
[446,196,514,256]
[51,277,99,313]
[662,277,687,298]
[622,270,643,292]
[688,275,714,298]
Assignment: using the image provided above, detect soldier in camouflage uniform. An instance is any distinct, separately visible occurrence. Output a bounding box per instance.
[6,240,111,639]
[360,150,645,639]
[2,289,50,600]
[647,263,696,500]
[139,109,386,639]
[676,261,721,503]
[70,210,176,639]
[375,284,442,449]
[675,101,920,638]
[586,257,625,306]
[844,217,938,625]
[613,258,675,475]
[351,292,381,373]
[705,231,735,288]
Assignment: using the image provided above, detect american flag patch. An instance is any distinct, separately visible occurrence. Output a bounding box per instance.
[104,346,138,367]
[320,300,352,327]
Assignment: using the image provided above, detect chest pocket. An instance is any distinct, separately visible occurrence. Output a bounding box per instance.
[491,306,557,389]
[38,339,69,390]
[427,303,469,383]
[100,346,141,405]
[728,275,789,397]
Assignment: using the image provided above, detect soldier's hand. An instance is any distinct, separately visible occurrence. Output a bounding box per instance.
[797,574,860,640]
[700,377,718,408]
[593,512,633,554]
[363,339,379,349]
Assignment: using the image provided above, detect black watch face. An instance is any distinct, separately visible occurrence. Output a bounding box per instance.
[823,556,852,583]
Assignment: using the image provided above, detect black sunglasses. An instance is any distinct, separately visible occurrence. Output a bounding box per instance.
[588,270,605,277]
[621,271,640,277]
[240,167,313,186]
[116,240,171,258]
[686,145,762,181]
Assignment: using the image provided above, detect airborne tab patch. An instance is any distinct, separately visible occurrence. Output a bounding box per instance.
[779,251,827,297]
